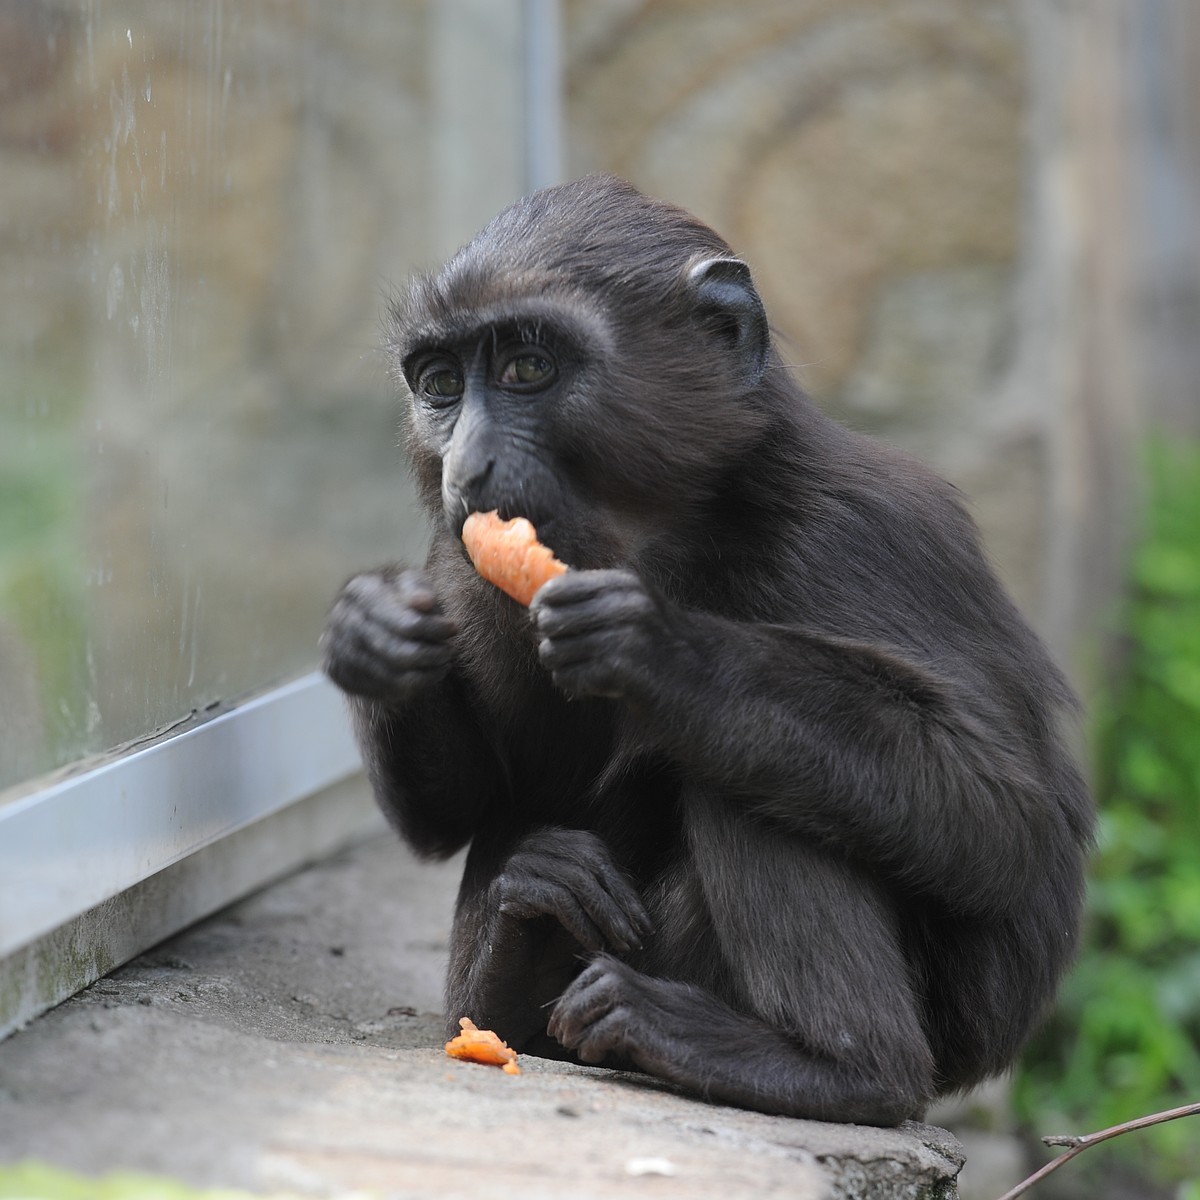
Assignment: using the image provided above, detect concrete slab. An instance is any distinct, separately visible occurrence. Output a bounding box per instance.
[0,825,963,1199]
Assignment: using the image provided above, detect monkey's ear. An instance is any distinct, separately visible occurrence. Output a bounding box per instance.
[687,257,770,392]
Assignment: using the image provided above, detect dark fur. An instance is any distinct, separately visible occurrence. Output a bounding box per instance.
[322,175,1093,1125]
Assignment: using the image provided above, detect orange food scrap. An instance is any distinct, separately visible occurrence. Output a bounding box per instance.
[445,1016,522,1075]
[461,510,568,606]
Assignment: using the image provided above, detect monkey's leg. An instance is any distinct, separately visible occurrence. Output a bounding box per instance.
[546,953,932,1126]
[444,827,652,1049]
[550,801,935,1125]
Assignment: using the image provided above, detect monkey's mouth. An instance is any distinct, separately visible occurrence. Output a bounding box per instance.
[448,503,535,537]
[449,503,564,558]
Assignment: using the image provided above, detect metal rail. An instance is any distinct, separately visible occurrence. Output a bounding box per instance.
[0,673,360,959]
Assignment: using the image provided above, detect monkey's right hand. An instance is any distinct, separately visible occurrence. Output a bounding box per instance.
[489,828,652,957]
[320,568,457,703]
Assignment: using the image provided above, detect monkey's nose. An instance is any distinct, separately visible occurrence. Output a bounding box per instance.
[443,463,498,538]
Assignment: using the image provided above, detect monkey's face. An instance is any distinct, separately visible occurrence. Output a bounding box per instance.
[394,301,769,574]
[396,297,618,568]
[388,178,777,571]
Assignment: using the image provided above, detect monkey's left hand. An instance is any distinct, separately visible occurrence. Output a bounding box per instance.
[531,569,670,700]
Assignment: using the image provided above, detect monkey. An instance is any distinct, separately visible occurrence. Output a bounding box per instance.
[321,174,1094,1126]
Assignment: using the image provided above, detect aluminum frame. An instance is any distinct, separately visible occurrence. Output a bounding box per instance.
[0,672,361,959]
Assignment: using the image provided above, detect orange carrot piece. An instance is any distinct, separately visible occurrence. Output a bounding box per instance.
[461,511,568,606]
[445,1016,522,1074]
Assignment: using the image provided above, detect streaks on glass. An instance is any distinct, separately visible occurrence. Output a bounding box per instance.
[0,0,519,793]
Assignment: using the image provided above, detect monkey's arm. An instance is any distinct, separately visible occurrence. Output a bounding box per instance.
[322,567,502,858]
[532,569,1088,917]
[344,688,499,858]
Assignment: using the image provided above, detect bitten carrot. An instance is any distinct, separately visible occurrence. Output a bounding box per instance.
[461,510,568,606]
[445,1016,522,1074]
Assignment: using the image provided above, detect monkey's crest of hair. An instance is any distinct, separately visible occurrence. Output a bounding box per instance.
[386,175,749,370]
[429,175,731,309]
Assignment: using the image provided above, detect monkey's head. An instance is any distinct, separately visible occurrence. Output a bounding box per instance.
[386,174,777,567]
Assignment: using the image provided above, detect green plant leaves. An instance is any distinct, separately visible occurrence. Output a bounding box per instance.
[1016,439,1200,1188]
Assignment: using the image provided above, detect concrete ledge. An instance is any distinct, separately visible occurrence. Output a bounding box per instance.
[0,820,963,1199]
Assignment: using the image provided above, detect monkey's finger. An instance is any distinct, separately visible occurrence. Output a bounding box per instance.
[342,567,439,608]
[324,657,449,704]
[547,957,622,1046]
[503,853,647,953]
[537,627,637,668]
[344,598,458,647]
[348,621,456,671]
[536,568,642,603]
[586,857,653,943]
[377,608,458,645]
[336,573,456,643]
[506,829,651,946]
[572,1010,632,1065]
[518,874,642,954]
[389,569,444,613]
[576,877,648,954]
[365,613,458,657]
[533,570,650,616]
[580,895,645,955]
[321,638,451,700]
[499,882,608,954]
[548,834,652,942]
[533,592,655,640]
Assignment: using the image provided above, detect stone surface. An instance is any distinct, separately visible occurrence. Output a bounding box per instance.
[0,833,963,1200]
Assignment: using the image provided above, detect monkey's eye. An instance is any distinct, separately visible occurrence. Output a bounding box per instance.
[417,364,464,404]
[498,353,556,390]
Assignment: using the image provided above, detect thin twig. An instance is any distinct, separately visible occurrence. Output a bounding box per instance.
[992,1101,1200,1200]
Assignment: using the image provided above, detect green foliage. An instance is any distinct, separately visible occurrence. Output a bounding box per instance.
[1015,440,1200,1184]
[0,364,92,779]
[0,1161,307,1200]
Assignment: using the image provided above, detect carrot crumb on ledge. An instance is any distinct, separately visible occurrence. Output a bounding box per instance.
[445,1016,522,1075]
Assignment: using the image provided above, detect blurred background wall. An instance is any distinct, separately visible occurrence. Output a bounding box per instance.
[563,0,1200,670]
[0,0,529,785]
[2,3,1199,1193]
[5,0,1198,791]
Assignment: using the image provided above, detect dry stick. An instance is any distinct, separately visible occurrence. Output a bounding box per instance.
[993,1102,1200,1200]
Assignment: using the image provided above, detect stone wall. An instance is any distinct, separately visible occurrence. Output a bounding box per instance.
[562,0,1186,683]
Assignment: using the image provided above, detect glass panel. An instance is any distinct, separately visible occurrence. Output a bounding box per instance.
[0,0,526,793]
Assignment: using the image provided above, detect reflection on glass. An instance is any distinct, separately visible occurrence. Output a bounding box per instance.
[0,0,524,793]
